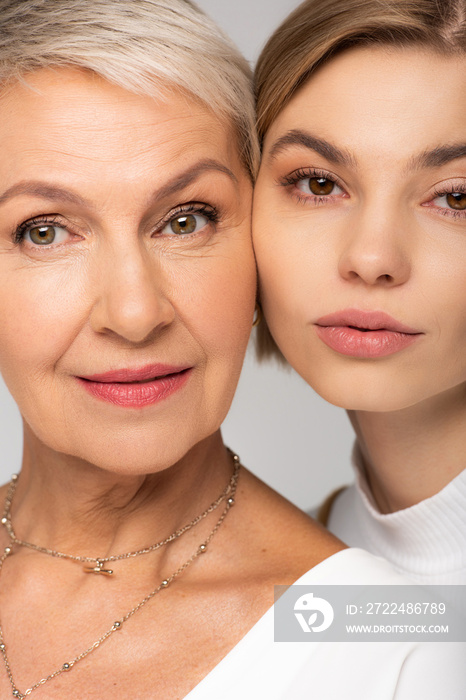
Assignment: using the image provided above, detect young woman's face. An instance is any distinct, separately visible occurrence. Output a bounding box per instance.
[0,67,256,472]
[253,47,466,411]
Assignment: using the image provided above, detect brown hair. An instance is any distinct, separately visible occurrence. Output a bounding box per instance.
[254,0,466,361]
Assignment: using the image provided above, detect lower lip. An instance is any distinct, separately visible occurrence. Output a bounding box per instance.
[77,369,191,408]
[315,325,421,358]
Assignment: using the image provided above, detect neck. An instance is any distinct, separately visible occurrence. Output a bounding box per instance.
[9,427,233,557]
[349,384,466,513]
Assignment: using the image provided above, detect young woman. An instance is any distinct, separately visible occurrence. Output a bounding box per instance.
[253,0,466,586]
[1,1,457,698]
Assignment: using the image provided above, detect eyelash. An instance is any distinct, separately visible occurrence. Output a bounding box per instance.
[157,202,219,237]
[279,168,346,205]
[280,168,466,220]
[429,185,466,219]
[14,214,67,244]
[13,202,219,246]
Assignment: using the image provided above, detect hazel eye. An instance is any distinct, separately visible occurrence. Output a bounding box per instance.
[164,213,209,236]
[25,224,69,245]
[297,177,343,197]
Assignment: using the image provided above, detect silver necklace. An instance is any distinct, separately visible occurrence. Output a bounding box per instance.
[0,453,240,699]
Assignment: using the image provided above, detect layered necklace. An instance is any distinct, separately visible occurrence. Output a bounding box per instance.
[0,451,240,699]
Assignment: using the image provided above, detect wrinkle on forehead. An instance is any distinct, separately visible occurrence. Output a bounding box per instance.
[0,67,242,205]
[0,65,229,160]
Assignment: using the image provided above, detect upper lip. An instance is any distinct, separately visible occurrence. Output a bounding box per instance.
[315,309,422,334]
[78,364,192,383]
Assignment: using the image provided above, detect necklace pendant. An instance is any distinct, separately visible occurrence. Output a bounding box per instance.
[83,560,113,576]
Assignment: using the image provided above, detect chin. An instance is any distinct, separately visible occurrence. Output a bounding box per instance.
[73,445,176,476]
[320,379,466,416]
[321,391,419,413]
[301,368,430,413]
[81,428,211,475]
[30,420,213,476]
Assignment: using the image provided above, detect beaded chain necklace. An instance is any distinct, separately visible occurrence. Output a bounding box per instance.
[0,452,240,698]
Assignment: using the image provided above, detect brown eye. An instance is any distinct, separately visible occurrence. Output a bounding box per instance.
[165,212,208,236]
[170,214,197,235]
[28,225,57,245]
[296,173,343,199]
[309,177,335,196]
[446,192,466,210]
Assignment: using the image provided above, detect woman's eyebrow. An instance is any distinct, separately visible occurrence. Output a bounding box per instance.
[0,182,88,207]
[267,129,356,167]
[153,159,239,202]
[267,132,466,173]
[410,143,466,169]
[0,160,239,209]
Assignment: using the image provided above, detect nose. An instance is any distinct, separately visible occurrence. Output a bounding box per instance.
[89,240,175,343]
[338,206,411,287]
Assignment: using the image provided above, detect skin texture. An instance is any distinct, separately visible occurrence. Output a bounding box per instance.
[253,47,466,511]
[0,68,342,698]
[0,69,255,475]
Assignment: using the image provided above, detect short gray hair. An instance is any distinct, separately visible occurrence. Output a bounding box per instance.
[0,0,259,177]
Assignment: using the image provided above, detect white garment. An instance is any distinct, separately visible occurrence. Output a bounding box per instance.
[327,447,466,584]
[185,548,465,700]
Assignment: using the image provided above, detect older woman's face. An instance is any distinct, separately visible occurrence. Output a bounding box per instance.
[253,47,466,412]
[0,68,255,472]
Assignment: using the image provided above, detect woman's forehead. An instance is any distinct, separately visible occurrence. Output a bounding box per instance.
[0,67,244,201]
[265,46,466,167]
[0,67,230,150]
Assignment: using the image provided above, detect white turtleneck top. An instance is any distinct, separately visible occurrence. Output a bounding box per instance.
[327,447,466,584]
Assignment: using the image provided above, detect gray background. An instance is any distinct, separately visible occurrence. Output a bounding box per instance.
[0,0,354,509]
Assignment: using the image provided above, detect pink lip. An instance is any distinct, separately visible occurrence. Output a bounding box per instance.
[315,309,423,358]
[77,364,192,408]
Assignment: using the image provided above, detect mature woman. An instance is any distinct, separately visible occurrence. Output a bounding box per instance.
[253,0,466,586]
[0,1,461,698]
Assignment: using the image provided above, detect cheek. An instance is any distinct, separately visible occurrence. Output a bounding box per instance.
[255,223,325,332]
[0,266,86,394]
[170,243,256,430]
[253,187,319,323]
[430,270,466,375]
[188,246,256,357]
[417,233,466,343]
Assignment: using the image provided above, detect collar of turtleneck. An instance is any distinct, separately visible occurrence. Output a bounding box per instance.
[328,443,466,584]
